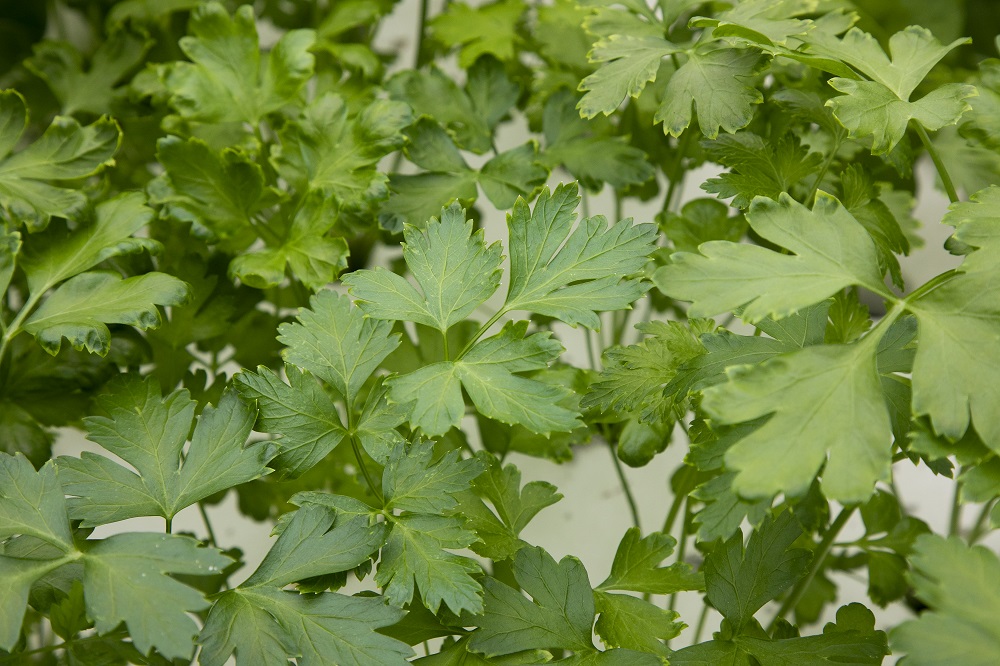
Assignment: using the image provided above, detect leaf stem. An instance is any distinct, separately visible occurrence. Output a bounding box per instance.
[767,505,855,632]
[661,124,693,214]
[904,269,959,304]
[692,602,711,645]
[585,328,600,371]
[968,499,996,544]
[914,123,960,204]
[198,502,217,547]
[0,290,44,372]
[0,629,130,664]
[605,431,641,530]
[415,0,431,68]
[804,138,840,205]
[668,496,690,612]
[661,488,685,536]
[165,516,173,534]
[948,477,963,537]
[352,436,384,505]
[456,308,506,359]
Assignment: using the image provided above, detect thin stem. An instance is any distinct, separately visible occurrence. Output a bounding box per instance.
[457,308,506,359]
[904,269,958,303]
[692,603,711,645]
[804,138,840,205]
[165,516,173,534]
[948,478,963,537]
[968,499,997,544]
[768,506,855,632]
[914,123,960,204]
[442,328,450,361]
[352,437,383,505]
[661,124,693,214]
[415,0,431,68]
[0,290,44,370]
[668,497,690,612]
[661,490,685,536]
[606,432,641,530]
[198,502,218,547]
[0,629,130,664]
[584,328,600,371]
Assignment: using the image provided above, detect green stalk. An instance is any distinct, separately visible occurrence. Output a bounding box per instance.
[0,629,130,664]
[804,138,841,205]
[415,0,431,68]
[668,497,691,612]
[767,505,855,632]
[948,477,963,537]
[605,429,641,530]
[198,502,218,547]
[914,123,960,204]
[456,308,506,359]
[968,499,997,544]
[165,516,173,534]
[692,603,711,645]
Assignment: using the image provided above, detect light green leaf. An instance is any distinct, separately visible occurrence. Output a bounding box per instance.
[655,46,765,139]
[704,512,810,631]
[204,587,412,666]
[692,472,772,543]
[431,0,525,68]
[166,2,314,124]
[150,135,267,243]
[23,271,190,356]
[20,192,159,295]
[0,555,70,650]
[386,67,492,153]
[597,527,703,595]
[57,378,271,525]
[235,365,347,478]
[827,79,977,154]
[380,172,480,232]
[542,91,654,191]
[702,132,822,208]
[661,198,747,253]
[83,533,230,660]
[0,455,73,550]
[355,380,409,464]
[384,439,484,514]
[578,35,678,118]
[891,535,1000,665]
[278,289,400,405]
[346,204,502,332]
[0,90,120,229]
[25,26,152,115]
[243,504,386,588]
[229,194,349,290]
[658,193,886,323]
[0,228,18,296]
[692,0,816,47]
[376,513,484,615]
[705,332,892,502]
[594,591,680,656]
[504,183,657,329]
[907,190,1000,449]
[388,323,579,437]
[471,546,595,656]
[271,93,411,207]
[466,56,521,131]
[478,142,548,210]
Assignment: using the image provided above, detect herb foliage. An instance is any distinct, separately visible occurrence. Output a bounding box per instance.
[1,0,999,663]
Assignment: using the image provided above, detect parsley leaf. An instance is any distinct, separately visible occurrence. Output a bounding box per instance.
[891,535,1000,664]
[597,527,704,595]
[0,90,120,229]
[702,132,822,208]
[431,0,525,68]
[504,183,657,328]
[58,378,272,526]
[165,2,315,125]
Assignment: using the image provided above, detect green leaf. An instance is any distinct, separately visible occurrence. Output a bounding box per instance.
[244,504,386,588]
[907,191,1000,450]
[597,527,703,595]
[702,132,822,209]
[166,2,315,125]
[583,319,712,418]
[386,67,493,153]
[470,546,596,656]
[542,91,654,191]
[151,135,267,243]
[891,535,1000,665]
[271,93,411,208]
[660,198,747,253]
[655,46,765,139]
[376,513,484,615]
[736,603,889,664]
[387,322,580,436]
[478,142,548,210]
[0,90,120,229]
[704,331,892,502]
[0,455,73,551]
[704,511,810,631]
[578,35,678,118]
[658,193,886,323]
[82,532,230,660]
[431,0,525,68]
[235,365,347,478]
[692,472,772,543]
[20,192,159,295]
[278,289,401,405]
[0,555,71,650]
[22,271,190,356]
[384,439,484,514]
[345,203,503,332]
[355,380,409,464]
[458,453,562,560]
[504,183,657,328]
[804,26,974,153]
[229,194,349,290]
[25,26,152,115]
[594,591,680,656]
[57,377,272,525]
[691,0,816,47]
